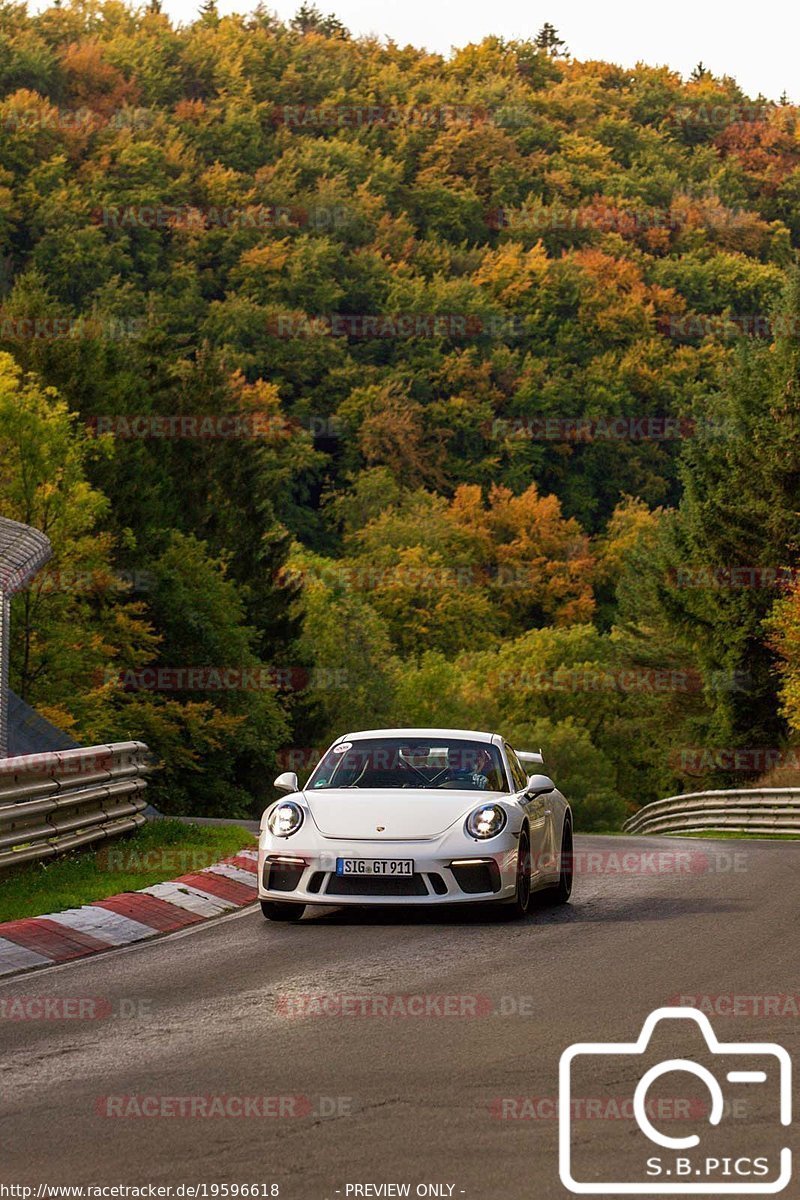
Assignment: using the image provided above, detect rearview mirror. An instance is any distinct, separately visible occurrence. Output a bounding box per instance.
[273,770,299,794]
[525,773,555,798]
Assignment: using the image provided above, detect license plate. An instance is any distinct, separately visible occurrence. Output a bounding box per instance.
[336,858,414,876]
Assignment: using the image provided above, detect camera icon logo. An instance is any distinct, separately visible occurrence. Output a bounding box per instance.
[559,1007,792,1194]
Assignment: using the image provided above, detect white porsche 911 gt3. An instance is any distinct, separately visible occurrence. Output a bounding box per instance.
[258,728,573,921]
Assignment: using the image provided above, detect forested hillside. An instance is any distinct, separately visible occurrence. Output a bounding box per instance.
[3,2,800,825]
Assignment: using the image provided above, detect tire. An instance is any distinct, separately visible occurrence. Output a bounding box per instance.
[260,900,306,922]
[503,827,532,919]
[543,819,573,906]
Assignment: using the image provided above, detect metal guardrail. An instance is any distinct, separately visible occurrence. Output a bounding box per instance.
[623,788,800,836]
[0,742,151,869]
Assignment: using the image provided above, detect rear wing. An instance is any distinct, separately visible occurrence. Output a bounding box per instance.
[517,749,544,767]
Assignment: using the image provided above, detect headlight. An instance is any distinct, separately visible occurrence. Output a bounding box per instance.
[465,804,507,839]
[268,801,304,837]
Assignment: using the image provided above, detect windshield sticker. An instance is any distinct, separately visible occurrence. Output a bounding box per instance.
[333,742,352,754]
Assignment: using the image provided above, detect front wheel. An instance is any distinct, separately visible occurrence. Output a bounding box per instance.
[542,820,573,906]
[260,900,305,922]
[503,827,532,919]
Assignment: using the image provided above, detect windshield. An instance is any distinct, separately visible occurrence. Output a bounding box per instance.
[306,738,509,792]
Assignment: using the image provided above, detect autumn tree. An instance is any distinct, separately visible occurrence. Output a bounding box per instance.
[534,23,569,57]
[290,3,349,38]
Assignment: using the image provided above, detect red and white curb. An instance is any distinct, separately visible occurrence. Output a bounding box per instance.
[0,848,259,978]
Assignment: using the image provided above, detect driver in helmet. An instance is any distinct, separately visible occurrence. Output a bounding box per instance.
[446,745,495,789]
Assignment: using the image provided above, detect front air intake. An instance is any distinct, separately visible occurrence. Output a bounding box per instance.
[449,860,501,894]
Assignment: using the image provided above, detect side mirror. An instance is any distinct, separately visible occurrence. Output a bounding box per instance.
[525,773,555,798]
[273,770,299,794]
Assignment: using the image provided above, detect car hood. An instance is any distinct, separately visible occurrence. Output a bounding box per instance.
[303,788,502,839]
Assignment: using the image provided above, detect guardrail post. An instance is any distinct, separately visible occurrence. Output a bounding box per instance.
[0,591,8,760]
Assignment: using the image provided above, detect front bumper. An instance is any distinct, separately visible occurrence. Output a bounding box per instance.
[257,836,521,906]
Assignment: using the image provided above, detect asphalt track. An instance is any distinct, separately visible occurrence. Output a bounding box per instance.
[1,834,797,1198]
